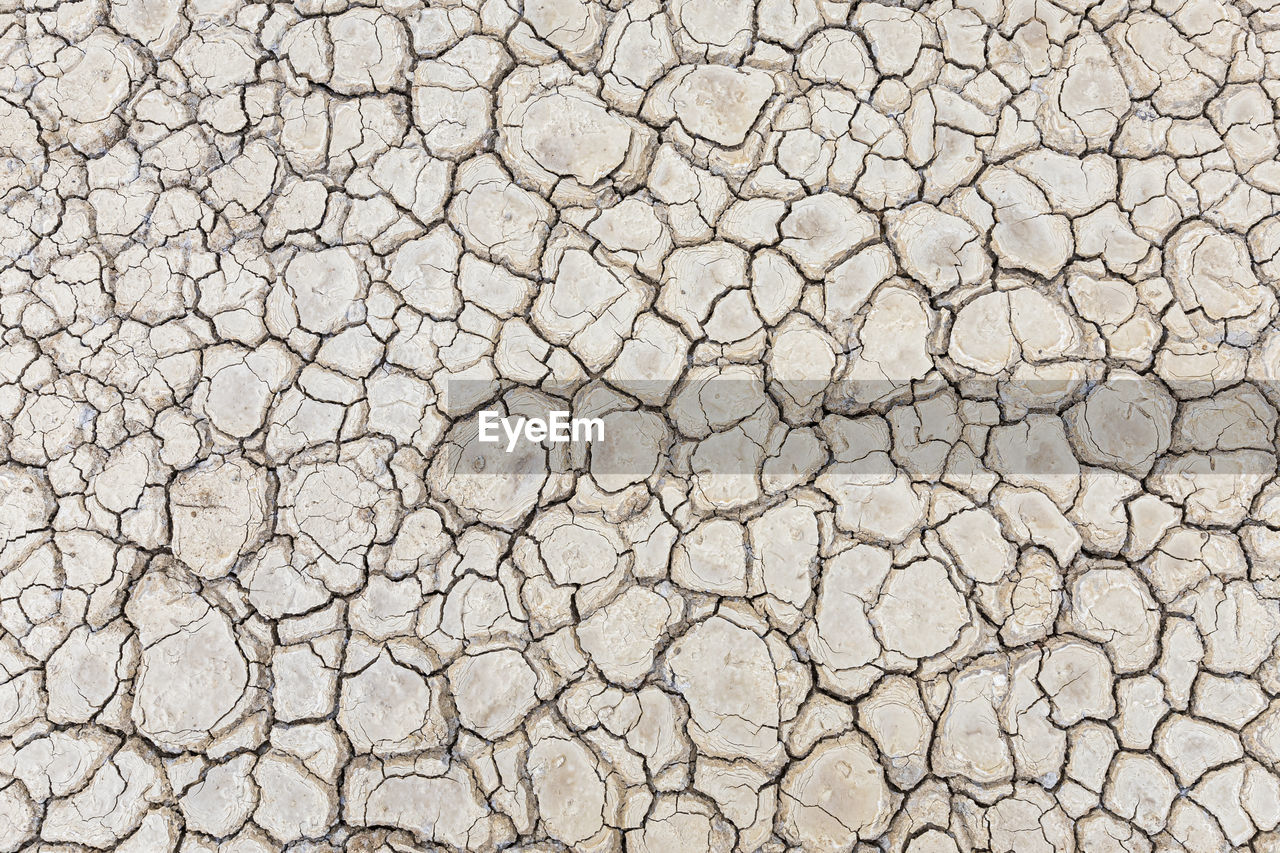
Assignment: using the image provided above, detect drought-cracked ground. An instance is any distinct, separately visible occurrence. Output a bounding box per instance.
[4,0,1280,851]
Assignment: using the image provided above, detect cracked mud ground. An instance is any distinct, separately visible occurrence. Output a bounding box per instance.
[6,0,1280,852]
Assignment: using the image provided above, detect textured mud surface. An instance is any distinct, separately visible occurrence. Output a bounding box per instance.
[4,0,1280,850]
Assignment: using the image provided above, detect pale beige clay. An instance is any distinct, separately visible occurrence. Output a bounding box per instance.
[2,0,1279,850]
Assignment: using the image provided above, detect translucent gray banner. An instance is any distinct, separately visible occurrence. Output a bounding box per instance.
[429,374,1280,483]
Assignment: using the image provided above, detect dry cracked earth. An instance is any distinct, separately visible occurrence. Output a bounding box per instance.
[6,0,1280,851]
